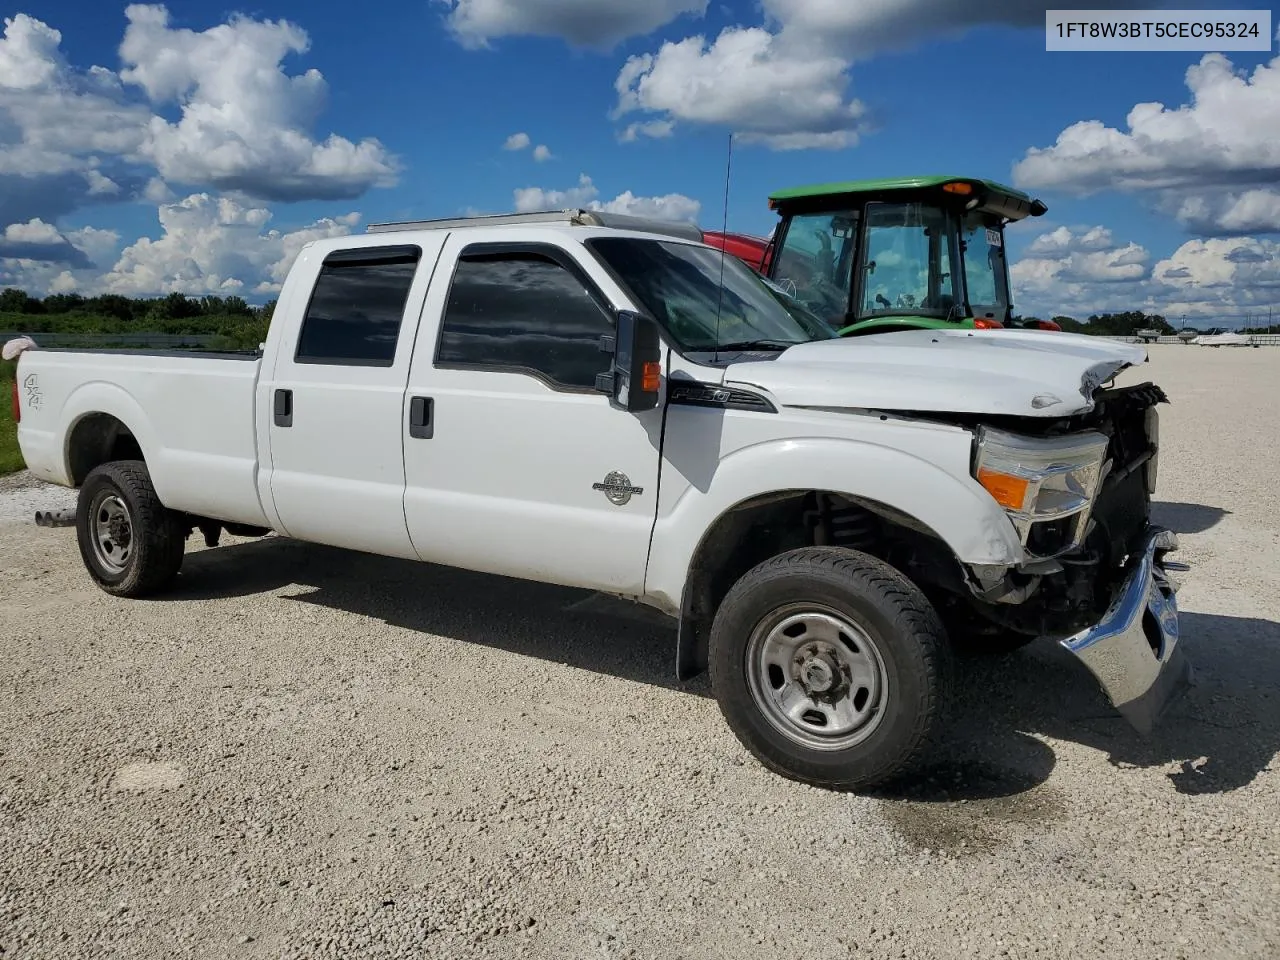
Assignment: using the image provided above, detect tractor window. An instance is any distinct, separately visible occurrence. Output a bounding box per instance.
[772,211,859,323]
[859,203,957,319]
[961,214,1010,323]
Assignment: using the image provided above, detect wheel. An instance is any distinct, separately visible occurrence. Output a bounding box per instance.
[76,460,186,597]
[708,547,951,791]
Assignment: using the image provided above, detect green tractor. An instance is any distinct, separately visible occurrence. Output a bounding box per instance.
[759,176,1051,336]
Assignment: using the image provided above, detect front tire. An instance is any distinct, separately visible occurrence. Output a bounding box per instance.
[708,547,951,791]
[76,460,186,597]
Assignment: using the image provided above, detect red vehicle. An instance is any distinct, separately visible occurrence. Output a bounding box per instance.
[701,229,773,274]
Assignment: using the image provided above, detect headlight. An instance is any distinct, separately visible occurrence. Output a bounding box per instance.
[974,426,1110,556]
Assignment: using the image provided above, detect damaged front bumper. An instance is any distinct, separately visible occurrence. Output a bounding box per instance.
[1061,527,1190,734]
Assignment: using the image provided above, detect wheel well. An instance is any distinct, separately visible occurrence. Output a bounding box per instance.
[676,490,964,679]
[67,413,145,486]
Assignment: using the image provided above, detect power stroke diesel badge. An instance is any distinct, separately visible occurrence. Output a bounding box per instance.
[593,471,644,506]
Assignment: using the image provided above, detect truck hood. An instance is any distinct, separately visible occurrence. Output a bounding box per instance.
[724,329,1148,418]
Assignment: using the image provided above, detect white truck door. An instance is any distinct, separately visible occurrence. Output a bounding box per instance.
[265,238,445,559]
[402,237,664,593]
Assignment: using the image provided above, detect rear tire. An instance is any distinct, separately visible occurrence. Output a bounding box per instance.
[76,460,186,597]
[708,547,951,791]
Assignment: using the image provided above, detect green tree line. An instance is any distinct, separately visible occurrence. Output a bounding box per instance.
[1,289,274,350]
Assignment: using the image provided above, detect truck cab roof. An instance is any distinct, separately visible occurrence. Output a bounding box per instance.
[362,208,704,243]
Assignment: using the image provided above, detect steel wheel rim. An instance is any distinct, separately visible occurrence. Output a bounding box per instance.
[745,602,889,751]
[90,492,134,574]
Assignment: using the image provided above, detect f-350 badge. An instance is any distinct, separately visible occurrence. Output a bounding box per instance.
[593,471,644,506]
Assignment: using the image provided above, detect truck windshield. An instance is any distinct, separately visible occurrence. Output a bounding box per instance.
[859,202,958,319]
[960,213,1010,323]
[588,237,835,352]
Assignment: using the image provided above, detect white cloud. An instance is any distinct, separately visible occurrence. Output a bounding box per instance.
[760,0,1165,58]
[0,13,65,91]
[65,225,121,266]
[532,144,553,162]
[596,190,701,221]
[142,176,175,204]
[613,27,864,150]
[85,169,121,196]
[439,0,707,50]
[0,14,152,225]
[1014,50,1280,233]
[503,132,531,151]
[0,220,120,294]
[1025,226,1120,259]
[1164,188,1280,236]
[0,7,398,234]
[118,4,398,202]
[604,1,1163,148]
[514,174,600,211]
[0,217,118,271]
[1012,225,1154,316]
[0,15,134,167]
[619,120,675,142]
[513,173,700,221]
[3,219,62,245]
[1153,238,1280,313]
[1011,224,1280,321]
[99,192,359,297]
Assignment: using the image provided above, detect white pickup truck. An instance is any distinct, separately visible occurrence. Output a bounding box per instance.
[9,208,1188,791]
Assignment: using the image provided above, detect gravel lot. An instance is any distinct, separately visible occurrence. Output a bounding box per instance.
[2,344,1278,959]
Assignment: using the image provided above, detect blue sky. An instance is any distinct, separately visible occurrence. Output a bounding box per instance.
[2,1,1278,326]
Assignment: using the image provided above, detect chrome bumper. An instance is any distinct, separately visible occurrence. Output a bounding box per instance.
[1061,528,1190,734]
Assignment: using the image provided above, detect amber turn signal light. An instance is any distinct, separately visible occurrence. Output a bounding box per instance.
[641,361,662,393]
[977,468,1030,511]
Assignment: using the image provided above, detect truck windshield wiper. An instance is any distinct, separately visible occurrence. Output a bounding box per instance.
[711,339,800,352]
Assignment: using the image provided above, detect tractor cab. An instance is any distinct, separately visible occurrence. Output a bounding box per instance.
[764,176,1048,336]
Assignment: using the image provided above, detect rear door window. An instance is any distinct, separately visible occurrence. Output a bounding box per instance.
[295,245,422,366]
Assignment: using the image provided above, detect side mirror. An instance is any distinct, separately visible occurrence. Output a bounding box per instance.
[597,310,661,412]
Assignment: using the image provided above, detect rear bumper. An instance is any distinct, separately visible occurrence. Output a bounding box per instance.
[1060,527,1189,734]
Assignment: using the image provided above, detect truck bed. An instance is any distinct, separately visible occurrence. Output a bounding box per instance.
[16,348,271,528]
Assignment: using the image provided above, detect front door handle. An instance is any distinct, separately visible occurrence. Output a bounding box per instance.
[273,388,293,428]
[409,396,433,439]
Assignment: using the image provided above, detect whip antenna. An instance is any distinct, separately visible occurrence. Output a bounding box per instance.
[713,132,734,362]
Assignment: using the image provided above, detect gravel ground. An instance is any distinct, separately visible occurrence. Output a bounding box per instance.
[2,344,1278,959]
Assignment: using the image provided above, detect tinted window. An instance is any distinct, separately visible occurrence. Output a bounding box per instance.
[295,246,421,365]
[438,253,612,389]
[588,237,833,351]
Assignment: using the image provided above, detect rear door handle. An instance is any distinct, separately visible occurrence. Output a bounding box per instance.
[409,396,433,439]
[273,388,293,428]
